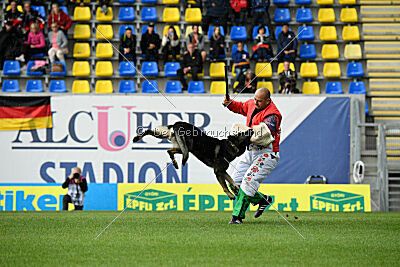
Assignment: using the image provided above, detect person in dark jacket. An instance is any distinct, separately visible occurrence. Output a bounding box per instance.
[140,24,161,61]
[177,43,203,90]
[277,24,297,62]
[186,25,206,62]
[0,21,24,70]
[209,26,225,61]
[119,27,136,64]
[161,25,180,63]
[252,26,273,62]
[202,0,229,34]
[249,0,271,39]
[4,0,23,28]
[234,70,257,93]
[61,167,88,211]
[279,60,298,94]
[232,41,250,82]
[21,2,45,33]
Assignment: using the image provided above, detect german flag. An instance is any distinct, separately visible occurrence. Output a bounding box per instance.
[0,96,52,131]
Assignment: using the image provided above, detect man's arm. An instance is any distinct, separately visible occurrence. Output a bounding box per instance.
[61,178,70,189]
[263,114,279,135]
[79,178,88,193]
[224,99,249,116]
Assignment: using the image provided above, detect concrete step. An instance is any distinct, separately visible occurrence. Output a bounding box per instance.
[361,0,400,3]
[363,23,400,40]
[364,42,400,58]
[367,60,400,77]
[369,78,400,96]
[361,6,400,22]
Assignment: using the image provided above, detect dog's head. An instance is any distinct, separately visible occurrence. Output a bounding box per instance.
[224,129,254,160]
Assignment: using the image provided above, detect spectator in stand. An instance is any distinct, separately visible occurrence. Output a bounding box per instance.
[21,2,45,33]
[229,0,247,25]
[209,26,225,62]
[48,23,68,62]
[119,27,136,64]
[252,26,273,62]
[161,26,180,63]
[232,41,250,82]
[279,60,298,94]
[48,3,72,35]
[234,70,257,93]
[249,0,271,39]
[15,23,45,63]
[277,24,297,63]
[140,24,161,61]
[186,25,206,62]
[4,0,23,28]
[177,43,203,91]
[202,0,229,34]
[99,0,111,15]
[0,21,24,70]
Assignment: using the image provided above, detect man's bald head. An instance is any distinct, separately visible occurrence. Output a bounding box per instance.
[254,88,271,109]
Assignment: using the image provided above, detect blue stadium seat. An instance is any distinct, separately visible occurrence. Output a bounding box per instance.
[296,8,313,23]
[188,81,205,94]
[60,6,68,15]
[119,7,135,21]
[119,80,136,93]
[347,62,364,77]
[141,25,158,35]
[3,60,20,75]
[141,0,156,3]
[119,25,135,37]
[231,44,248,55]
[275,26,292,39]
[165,81,182,93]
[26,80,44,92]
[349,81,366,94]
[119,62,136,76]
[49,80,67,93]
[230,26,247,41]
[274,0,290,4]
[27,61,44,76]
[141,7,157,21]
[325,82,343,94]
[208,26,225,40]
[2,80,19,92]
[274,8,291,23]
[299,44,316,59]
[141,61,158,76]
[119,0,135,3]
[252,25,270,40]
[296,0,311,4]
[164,62,180,77]
[298,26,314,41]
[142,80,159,93]
[50,61,67,76]
[32,5,46,18]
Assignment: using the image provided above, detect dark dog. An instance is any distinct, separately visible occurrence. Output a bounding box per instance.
[132,121,253,199]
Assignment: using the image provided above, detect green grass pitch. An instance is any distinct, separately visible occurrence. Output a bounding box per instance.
[1,211,399,266]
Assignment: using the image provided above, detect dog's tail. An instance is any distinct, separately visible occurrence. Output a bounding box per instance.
[174,131,189,166]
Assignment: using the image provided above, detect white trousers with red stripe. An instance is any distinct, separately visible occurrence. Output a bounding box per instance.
[232,146,279,197]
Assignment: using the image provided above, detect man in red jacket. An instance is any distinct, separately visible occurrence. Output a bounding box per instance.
[48,3,72,34]
[223,87,282,224]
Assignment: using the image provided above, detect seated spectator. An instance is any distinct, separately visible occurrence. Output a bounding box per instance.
[186,25,206,62]
[249,0,271,38]
[21,2,45,33]
[185,0,202,8]
[252,26,273,62]
[0,21,24,70]
[4,0,23,28]
[232,41,250,82]
[48,3,72,35]
[177,43,203,90]
[277,24,297,63]
[119,27,136,64]
[229,0,247,24]
[99,0,111,15]
[279,60,298,94]
[161,26,180,63]
[209,26,225,61]
[62,167,88,211]
[202,0,229,34]
[48,23,68,62]
[234,70,257,93]
[16,23,45,63]
[140,24,161,61]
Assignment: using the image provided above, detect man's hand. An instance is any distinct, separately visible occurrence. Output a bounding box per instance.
[222,97,230,106]
[149,43,155,49]
[183,67,191,74]
[124,48,130,53]
[284,50,289,55]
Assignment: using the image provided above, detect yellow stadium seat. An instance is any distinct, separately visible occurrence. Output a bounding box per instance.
[73,24,91,39]
[320,26,337,41]
[302,82,320,94]
[95,61,113,76]
[323,62,341,78]
[163,0,179,3]
[316,0,333,4]
[342,26,360,41]
[6,5,23,12]
[340,8,358,22]
[210,81,226,94]
[74,6,91,21]
[185,25,203,36]
[255,63,273,78]
[210,62,225,78]
[96,24,113,40]
[163,7,180,22]
[96,43,113,58]
[185,8,202,23]
[96,7,113,21]
[277,62,295,74]
[163,25,181,38]
[72,61,91,76]
[321,44,339,59]
[300,62,318,78]
[256,82,274,94]
[73,43,91,58]
[339,0,356,4]
[318,8,335,23]
[95,80,113,94]
[344,44,362,60]
[72,80,90,93]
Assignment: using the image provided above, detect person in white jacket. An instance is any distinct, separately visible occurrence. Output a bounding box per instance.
[161,26,180,63]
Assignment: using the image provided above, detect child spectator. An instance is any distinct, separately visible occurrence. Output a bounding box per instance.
[16,23,45,63]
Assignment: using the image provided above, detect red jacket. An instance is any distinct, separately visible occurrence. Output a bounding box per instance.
[228,99,282,152]
[48,10,72,31]
[230,0,248,12]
